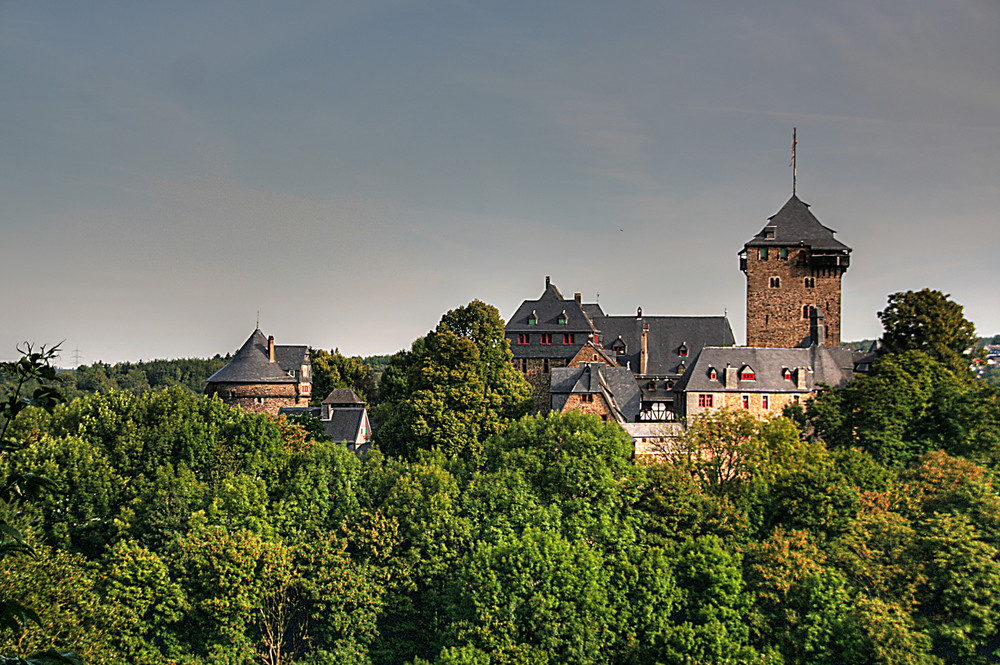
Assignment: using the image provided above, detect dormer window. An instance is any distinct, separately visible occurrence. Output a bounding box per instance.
[647,380,656,391]
[708,367,718,380]
[557,311,567,325]
[612,337,626,356]
[679,343,688,357]
[678,362,686,374]
[740,366,756,381]
[528,311,537,325]
[783,368,792,381]
[764,227,775,239]
[288,370,296,377]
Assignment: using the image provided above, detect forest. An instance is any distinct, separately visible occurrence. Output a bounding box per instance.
[0,291,999,664]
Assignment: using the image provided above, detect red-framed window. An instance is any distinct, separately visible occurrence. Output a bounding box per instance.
[740,368,755,381]
[762,395,770,410]
[563,333,575,344]
[742,395,749,409]
[783,368,792,380]
[708,368,718,380]
[698,394,714,408]
[541,333,552,345]
[518,334,529,345]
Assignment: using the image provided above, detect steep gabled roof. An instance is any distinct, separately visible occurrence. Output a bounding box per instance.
[206,329,297,384]
[591,314,736,376]
[506,278,598,334]
[550,363,642,422]
[744,195,850,253]
[324,408,367,443]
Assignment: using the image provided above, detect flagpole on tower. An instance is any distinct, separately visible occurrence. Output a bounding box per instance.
[790,127,797,196]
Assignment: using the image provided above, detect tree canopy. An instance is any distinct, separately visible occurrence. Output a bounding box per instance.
[878,289,979,372]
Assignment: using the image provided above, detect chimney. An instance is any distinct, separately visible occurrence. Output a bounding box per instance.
[725,363,738,390]
[810,308,826,347]
[268,335,275,363]
[640,323,649,374]
[545,275,550,288]
[574,292,582,305]
[796,368,808,390]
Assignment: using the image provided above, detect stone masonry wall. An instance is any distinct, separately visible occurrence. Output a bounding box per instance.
[684,390,812,419]
[207,382,305,416]
[518,357,569,414]
[745,248,843,348]
[560,393,614,421]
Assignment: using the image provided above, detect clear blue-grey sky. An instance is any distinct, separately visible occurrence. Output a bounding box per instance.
[2,1,998,364]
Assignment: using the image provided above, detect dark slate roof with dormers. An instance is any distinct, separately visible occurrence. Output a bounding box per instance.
[550,363,642,422]
[506,279,599,359]
[205,329,302,384]
[743,195,851,253]
[672,345,851,395]
[590,314,737,376]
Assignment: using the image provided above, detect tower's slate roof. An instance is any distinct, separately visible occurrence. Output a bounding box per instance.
[744,195,851,253]
[205,329,300,384]
[322,388,365,405]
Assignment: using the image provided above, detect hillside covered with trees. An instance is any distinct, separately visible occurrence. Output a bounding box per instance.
[0,293,998,664]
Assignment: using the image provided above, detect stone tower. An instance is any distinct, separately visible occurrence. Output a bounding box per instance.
[740,195,851,347]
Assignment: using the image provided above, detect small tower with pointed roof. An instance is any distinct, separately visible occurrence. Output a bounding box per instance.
[740,195,851,348]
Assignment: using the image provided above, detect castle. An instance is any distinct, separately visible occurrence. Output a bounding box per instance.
[505,192,859,436]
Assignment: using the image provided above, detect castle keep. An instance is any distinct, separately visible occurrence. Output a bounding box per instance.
[740,195,851,348]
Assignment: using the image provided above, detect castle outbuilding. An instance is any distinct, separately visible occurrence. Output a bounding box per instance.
[740,195,851,348]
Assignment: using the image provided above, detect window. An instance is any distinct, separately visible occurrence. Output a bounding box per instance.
[762,395,770,410]
[804,277,815,288]
[759,247,769,260]
[769,277,780,288]
[527,314,537,325]
[783,368,792,381]
[518,333,529,345]
[780,247,788,259]
[540,333,552,345]
[679,344,688,357]
[742,395,749,409]
[557,311,567,325]
[647,380,656,390]
[563,333,575,344]
[802,305,813,319]
[793,395,801,404]
[740,367,755,381]
[543,359,549,373]
[615,347,625,356]
[698,394,714,408]
[708,368,718,380]
[581,394,594,403]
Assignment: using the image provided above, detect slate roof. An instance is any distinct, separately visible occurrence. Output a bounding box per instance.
[322,388,364,405]
[324,409,366,443]
[744,195,851,253]
[206,329,298,384]
[550,363,642,422]
[672,345,851,394]
[506,279,600,359]
[591,315,737,376]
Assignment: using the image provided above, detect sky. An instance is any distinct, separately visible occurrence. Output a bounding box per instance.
[1,1,998,365]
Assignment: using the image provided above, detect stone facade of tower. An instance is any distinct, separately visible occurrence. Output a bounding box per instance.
[740,195,851,348]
